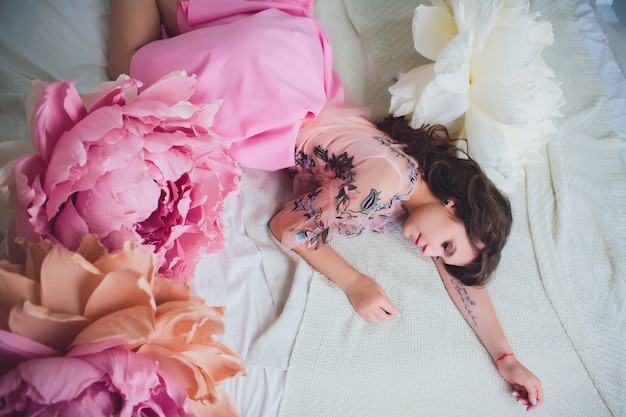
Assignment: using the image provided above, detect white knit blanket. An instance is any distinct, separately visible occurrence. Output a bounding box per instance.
[258,0,626,416]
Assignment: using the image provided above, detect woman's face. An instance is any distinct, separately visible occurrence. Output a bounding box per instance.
[402,200,482,267]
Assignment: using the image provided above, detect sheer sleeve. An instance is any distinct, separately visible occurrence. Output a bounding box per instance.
[273,175,341,250]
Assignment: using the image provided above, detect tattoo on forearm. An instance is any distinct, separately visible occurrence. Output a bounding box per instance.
[451,279,478,326]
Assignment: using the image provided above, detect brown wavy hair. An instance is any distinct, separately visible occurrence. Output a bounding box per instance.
[376,116,512,287]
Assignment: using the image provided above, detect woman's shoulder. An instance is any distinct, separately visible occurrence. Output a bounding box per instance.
[357,151,419,201]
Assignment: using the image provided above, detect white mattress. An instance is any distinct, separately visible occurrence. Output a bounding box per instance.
[0,1,625,417]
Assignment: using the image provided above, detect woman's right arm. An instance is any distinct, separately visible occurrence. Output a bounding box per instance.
[269,214,399,323]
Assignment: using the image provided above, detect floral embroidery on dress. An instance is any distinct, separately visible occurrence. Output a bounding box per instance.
[336,184,357,214]
[295,149,316,170]
[360,189,380,214]
[313,146,355,181]
[291,188,329,249]
[291,136,420,250]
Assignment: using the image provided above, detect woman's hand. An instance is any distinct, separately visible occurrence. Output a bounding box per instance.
[286,242,399,324]
[343,274,400,323]
[496,355,543,411]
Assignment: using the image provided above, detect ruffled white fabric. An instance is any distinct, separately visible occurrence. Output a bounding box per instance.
[389,0,565,192]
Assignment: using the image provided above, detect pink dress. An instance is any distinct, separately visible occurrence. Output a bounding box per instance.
[273,107,419,249]
[130,0,342,170]
[131,0,421,250]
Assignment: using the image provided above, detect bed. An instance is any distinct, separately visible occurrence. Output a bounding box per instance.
[0,0,624,416]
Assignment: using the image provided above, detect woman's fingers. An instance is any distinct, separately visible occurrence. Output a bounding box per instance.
[512,383,542,410]
[373,308,393,323]
[372,302,401,323]
[525,383,543,410]
[382,299,401,316]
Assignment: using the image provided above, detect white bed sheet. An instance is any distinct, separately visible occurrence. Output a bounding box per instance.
[191,190,285,416]
[0,1,625,417]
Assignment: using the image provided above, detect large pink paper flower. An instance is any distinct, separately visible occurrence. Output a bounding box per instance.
[0,235,246,416]
[13,71,240,280]
[0,344,194,417]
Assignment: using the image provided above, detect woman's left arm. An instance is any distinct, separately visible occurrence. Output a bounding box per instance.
[433,257,543,411]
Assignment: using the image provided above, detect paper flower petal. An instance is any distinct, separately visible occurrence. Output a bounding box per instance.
[51,199,91,250]
[82,75,138,112]
[74,234,109,264]
[151,301,225,348]
[189,392,240,417]
[8,299,90,351]
[18,237,55,282]
[181,343,247,387]
[136,343,245,406]
[389,62,470,129]
[43,106,124,213]
[412,4,458,61]
[93,240,156,280]
[136,71,196,106]
[72,306,156,348]
[29,80,87,164]
[152,274,195,304]
[0,268,40,328]
[82,270,154,321]
[451,0,502,54]
[471,7,554,82]
[14,156,50,240]
[389,64,436,119]
[39,245,102,315]
[0,330,59,374]
[469,78,535,125]
[434,30,471,94]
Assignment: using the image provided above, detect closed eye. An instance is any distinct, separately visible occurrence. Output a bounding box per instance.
[443,241,456,256]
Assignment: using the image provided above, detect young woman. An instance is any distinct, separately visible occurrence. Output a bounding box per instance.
[109,0,543,410]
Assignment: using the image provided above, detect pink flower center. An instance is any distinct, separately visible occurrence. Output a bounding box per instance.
[136,174,191,247]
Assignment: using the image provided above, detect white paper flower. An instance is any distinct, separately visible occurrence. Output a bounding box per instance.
[389,0,565,192]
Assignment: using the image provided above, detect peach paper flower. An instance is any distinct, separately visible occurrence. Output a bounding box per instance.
[11,71,240,280]
[0,235,246,416]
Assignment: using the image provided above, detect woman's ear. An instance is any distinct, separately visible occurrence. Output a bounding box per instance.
[474,240,486,251]
[443,199,455,208]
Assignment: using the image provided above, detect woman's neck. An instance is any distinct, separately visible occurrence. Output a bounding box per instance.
[402,179,439,210]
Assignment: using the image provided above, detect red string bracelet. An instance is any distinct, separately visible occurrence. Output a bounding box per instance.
[495,352,515,364]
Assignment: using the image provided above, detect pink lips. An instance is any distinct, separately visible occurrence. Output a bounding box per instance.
[414,234,427,253]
